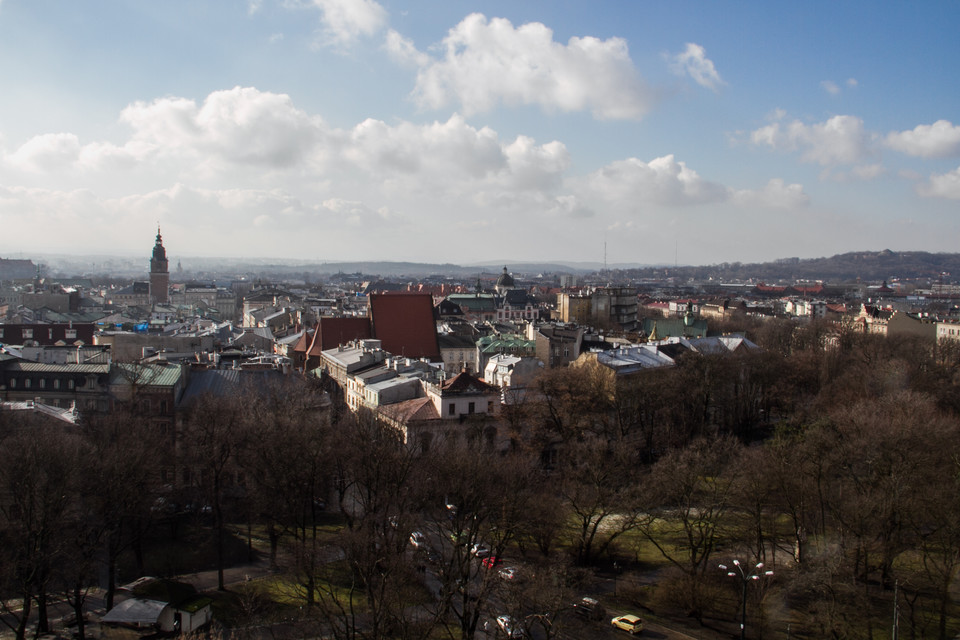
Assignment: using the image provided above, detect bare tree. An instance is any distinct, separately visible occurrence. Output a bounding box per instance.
[556,438,641,565]
[0,416,85,639]
[180,392,249,590]
[636,436,743,621]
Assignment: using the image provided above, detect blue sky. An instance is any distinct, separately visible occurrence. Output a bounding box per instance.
[1,1,958,268]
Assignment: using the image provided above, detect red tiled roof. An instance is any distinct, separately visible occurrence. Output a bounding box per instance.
[292,329,313,354]
[791,285,824,295]
[439,371,499,395]
[379,396,439,423]
[308,317,372,356]
[369,293,441,360]
[755,283,787,293]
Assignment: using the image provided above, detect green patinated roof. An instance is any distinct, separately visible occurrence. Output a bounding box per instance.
[477,334,535,353]
[10,362,110,374]
[641,317,708,339]
[110,362,183,388]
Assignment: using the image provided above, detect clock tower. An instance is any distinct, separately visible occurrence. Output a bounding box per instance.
[150,227,170,304]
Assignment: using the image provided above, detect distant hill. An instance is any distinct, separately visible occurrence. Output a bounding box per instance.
[32,250,960,284]
[616,250,960,283]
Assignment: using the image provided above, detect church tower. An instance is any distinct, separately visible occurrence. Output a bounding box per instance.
[149,227,170,304]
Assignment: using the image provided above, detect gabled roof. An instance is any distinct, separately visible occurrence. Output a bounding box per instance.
[380,396,439,423]
[308,317,372,356]
[502,289,534,306]
[685,335,760,354]
[292,329,314,355]
[110,362,184,388]
[438,371,499,395]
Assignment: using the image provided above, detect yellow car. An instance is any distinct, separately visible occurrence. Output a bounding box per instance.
[611,614,643,635]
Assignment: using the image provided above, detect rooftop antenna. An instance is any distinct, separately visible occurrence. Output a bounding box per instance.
[604,240,607,279]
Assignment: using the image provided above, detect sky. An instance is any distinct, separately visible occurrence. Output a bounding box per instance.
[0,1,958,268]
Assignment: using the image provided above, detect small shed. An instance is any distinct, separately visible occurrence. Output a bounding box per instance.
[100,598,173,634]
[100,578,213,636]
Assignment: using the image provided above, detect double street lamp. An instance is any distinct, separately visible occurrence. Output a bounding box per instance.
[718,559,773,640]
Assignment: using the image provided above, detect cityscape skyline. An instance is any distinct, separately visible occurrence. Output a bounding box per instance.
[1,1,958,266]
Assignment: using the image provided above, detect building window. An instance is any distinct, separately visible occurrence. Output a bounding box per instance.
[68,379,75,389]
[65,329,77,340]
[23,329,32,339]
[40,378,45,389]
[54,379,60,389]
[468,402,475,414]
[24,379,31,389]
[9,378,15,389]
[448,403,456,416]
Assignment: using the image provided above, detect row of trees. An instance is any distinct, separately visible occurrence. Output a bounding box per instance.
[2,318,960,638]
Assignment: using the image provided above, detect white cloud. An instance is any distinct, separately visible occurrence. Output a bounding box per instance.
[670,43,724,91]
[731,178,808,208]
[119,87,326,169]
[302,0,387,48]
[248,0,262,15]
[918,166,960,200]
[0,86,820,260]
[346,114,505,178]
[5,133,81,172]
[846,78,858,88]
[851,163,885,180]
[383,29,429,68]
[885,120,960,158]
[821,80,840,95]
[750,114,873,165]
[403,13,651,120]
[321,198,400,225]
[500,136,570,191]
[579,154,726,207]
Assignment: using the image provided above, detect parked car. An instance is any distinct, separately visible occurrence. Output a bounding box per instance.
[498,565,518,580]
[611,614,644,635]
[572,596,606,621]
[481,555,502,568]
[409,531,427,549]
[471,543,491,558]
[496,615,523,638]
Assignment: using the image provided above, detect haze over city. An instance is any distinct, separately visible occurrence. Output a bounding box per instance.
[0,1,958,266]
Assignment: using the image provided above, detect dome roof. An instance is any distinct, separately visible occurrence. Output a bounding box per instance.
[496,266,515,289]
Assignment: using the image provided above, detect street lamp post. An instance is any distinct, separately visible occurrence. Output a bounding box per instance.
[719,559,773,640]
